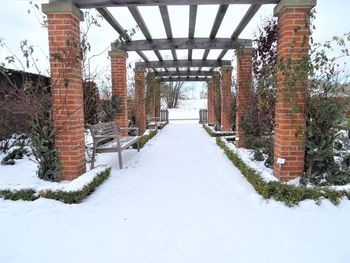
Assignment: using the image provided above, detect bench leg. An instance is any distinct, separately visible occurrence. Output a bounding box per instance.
[118,149,123,169]
[90,144,96,170]
[137,139,140,152]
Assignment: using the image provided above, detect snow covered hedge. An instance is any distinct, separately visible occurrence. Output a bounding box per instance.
[203,124,235,137]
[0,165,111,203]
[216,137,350,206]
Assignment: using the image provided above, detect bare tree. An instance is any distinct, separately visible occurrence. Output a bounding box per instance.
[161,81,185,109]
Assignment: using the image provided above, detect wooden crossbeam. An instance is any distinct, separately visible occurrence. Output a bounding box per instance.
[118,38,252,51]
[135,59,231,68]
[158,76,210,82]
[49,0,278,8]
[128,6,165,63]
[159,6,178,62]
[155,70,217,77]
[188,5,197,61]
[217,4,261,60]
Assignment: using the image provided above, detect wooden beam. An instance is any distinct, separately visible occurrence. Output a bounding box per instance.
[155,71,217,77]
[135,59,231,68]
[158,76,210,82]
[129,6,164,62]
[188,5,197,61]
[98,8,154,68]
[217,4,261,60]
[49,0,278,8]
[159,6,177,61]
[203,4,229,63]
[119,38,252,51]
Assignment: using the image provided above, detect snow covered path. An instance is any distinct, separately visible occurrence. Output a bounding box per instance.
[1,121,350,263]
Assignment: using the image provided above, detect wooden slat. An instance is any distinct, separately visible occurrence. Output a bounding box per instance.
[159,76,210,82]
[201,4,229,61]
[119,38,252,51]
[159,5,178,62]
[136,59,231,68]
[98,7,153,66]
[217,4,261,60]
[50,0,278,8]
[129,6,165,62]
[155,70,215,77]
[188,5,197,61]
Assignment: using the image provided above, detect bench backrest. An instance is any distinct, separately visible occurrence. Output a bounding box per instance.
[89,121,121,144]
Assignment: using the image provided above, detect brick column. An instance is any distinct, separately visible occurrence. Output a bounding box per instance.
[155,80,161,118]
[236,48,254,147]
[134,68,146,135]
[109,48,128,136]
[145,72,156,118]
[221,66,233,131]
[42,3,85,180]
[213,74,221,123]
[273,0,316,181]
[207,79,215,123]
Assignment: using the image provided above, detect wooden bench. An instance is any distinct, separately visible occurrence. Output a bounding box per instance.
[147,116,160,131]
[89,121,140,170]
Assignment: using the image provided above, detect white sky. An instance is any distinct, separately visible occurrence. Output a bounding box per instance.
[0,0,349,97]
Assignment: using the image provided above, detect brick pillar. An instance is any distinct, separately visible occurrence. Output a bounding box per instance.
[213,74,221,123]
[145,72,156,118]
[207,79,215,123]
[134,68,146,135]
[109,48,128,136]
[155,80,161,118]
[42,3,85,180]
[236,48,254,148]
[221,66,233,131]
[273,0,316,181]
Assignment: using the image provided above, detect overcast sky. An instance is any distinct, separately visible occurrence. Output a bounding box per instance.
[0,0,349,96]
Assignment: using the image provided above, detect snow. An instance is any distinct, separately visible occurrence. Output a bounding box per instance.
[1,121,350,263]
[0,148,110,192]
[168,99,207,120]
[221,137,277,182]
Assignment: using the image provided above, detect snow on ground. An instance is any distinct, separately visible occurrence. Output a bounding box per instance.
[168,99,207,120]
[1,121,350,263]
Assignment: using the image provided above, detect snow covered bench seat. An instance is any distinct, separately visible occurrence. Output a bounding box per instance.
[89,121,140,169]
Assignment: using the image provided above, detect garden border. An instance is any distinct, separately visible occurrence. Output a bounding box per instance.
[208,128,350,206]
[202,123,235,137]
[0,166,111,203]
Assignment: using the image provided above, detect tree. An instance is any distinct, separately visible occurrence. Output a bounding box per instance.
[161,81,185,109]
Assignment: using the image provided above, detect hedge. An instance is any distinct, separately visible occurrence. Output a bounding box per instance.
[0,167,111,203]
[133,123,168,149]
[203,124,235,137]
[216,137,350,206]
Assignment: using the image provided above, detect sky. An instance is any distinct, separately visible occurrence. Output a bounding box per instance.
[0,0,349,98]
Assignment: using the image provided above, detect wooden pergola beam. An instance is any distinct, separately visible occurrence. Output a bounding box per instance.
[217,4,261,60]
[202,4,229,60]
[158,76,210,82]
[118,38,252,51]
[155,70,217,77]
[97,7,151,62]
[188,5,197,61]
[159,6,178,61]
[49,0,278,8]
[128,6,165,63]
[135,59,231,68]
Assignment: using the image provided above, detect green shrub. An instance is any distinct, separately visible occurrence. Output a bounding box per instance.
[0,167,111,203]
[133,130,158,149]
[42,167,111,203]
[0,189,37,201]
[203,124,235,137]
[216,137,350,206]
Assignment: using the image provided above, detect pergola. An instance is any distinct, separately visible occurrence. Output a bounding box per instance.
[42,0,316,183]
